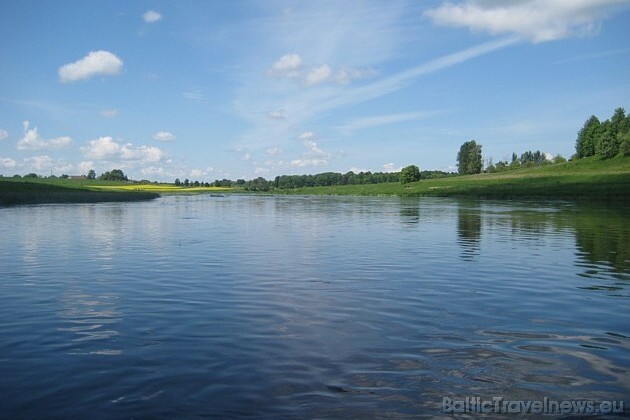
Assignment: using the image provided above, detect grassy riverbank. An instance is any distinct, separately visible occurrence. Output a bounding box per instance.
[282,156,630,201]
[0,180,160,206]
[0,177,239,206]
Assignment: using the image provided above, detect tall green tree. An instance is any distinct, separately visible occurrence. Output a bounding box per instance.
[576,115,600,158]
[457,140,482,175]
[99,169,127,181]
[597,130,618,159]
[87,169,96,179]
[400,165,420,184]
[608,107,626,139]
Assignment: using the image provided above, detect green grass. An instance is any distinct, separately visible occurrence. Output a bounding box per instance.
[88,184,236,193]
[0,179,160,206]
[280,156,630,201]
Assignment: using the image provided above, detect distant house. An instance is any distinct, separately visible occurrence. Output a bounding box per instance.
[68,175,87,180]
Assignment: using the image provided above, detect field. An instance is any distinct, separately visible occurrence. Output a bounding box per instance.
[0,178,236,206]
[282,156,630,201]
[2,156,629,206]
[0,180,160,206]
[88,184,234,193]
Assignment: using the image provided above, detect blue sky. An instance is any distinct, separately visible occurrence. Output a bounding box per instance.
[1,0,629,181]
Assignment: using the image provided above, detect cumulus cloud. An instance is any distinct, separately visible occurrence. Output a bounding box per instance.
[99,109,118,118]
[383,163,403,172]
[21,156,73,174]
[268,54,303,78]
[298,131,315,140]
[424,0,628,42]
[58,50,123,83]
[0,157,17,169]
[153,131,176,141]
[24,155,53,171]
[349,166,370,174]
[0,129,8,140]
[16,121,72,151]
[142,10,162,23]
[78,161,94,174]
[305,64,332,86]
[268,53,374,86]
[82,136,165,163]
[291,132,331,167]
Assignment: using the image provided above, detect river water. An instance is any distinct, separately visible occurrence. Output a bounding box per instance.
[0,195,628,418]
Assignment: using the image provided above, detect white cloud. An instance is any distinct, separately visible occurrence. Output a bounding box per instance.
[383,163,403,172]
[190,169,203,178]
[142,10,162,23]
[268,54,374,87]
[268,110,286,120]
[78,161,94,174]
[153,131,176,141]
[99,109,118,118]
[0,129,8,140]
[182,90,205,101]
[58,50,123,83]
[82,136,120,160]
[16,121,72,151]
[298,131,315,140]
[334,67,376,84]
[82,136,165,163]
[24,155,53,171]
[305,64,332,86]
[266,147,283,156]
[242,152,252,161]
[268,54,302,78]
[303,140,326,157]
[0,157,17,169]
[339,111,442,132]
[291,158,329,168]
[349,166,370,174]
[424,0,628,43]
[291,133,331,168]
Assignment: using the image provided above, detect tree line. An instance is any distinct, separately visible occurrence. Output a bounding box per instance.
[575,107,630,159]
[242,169,455,191]
[455,107,629,175]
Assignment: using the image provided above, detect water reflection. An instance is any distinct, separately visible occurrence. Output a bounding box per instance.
[457,204,481,260]
[398,199,420,225]
[58,290,122,355]
[450,200,629,279]
[570,206,630,277]
[0,196,628,418]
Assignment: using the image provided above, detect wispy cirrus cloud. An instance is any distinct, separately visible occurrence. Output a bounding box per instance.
[424,0,629,43]
[99,109,118,118]
[338,110,443,132]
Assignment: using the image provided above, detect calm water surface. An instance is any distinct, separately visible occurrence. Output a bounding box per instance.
[0,195,628,418]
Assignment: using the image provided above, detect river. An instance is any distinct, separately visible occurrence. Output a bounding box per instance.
[0,195,628,418]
